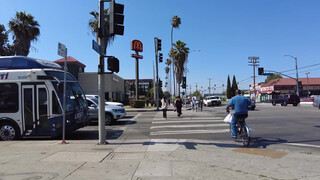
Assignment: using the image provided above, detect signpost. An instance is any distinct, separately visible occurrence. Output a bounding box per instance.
[57,42,67,144]
[131,40,143,100]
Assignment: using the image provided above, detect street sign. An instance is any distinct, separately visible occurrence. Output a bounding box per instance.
[131,54,143,59]
[92,40,102,55]
[263,73,274,76]
[58,42,67,57]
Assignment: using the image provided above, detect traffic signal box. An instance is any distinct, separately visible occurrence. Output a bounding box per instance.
[258,67,264,75]
[107,56,119,73]
[109,0,124,35]
[298,81,303,88]
[156,39,162,51]
[159,79,162,87]
[159,53,163,63]
[182,76,186,89]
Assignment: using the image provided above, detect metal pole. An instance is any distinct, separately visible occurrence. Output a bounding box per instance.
[253,60,256,102]
[306,72,310,96]
[154,37,159,111]
[62,49,67,144]
[153,61,156,100]
[98,0,106,144]
[135,53,139,100]
[295,57,299,96]
[208,78,211,96]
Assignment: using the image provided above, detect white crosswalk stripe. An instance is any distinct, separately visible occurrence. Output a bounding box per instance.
[150,112,230,136]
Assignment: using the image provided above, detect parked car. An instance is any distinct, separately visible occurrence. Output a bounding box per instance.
[313,96,320,109]
[204,96,221,106]
[86,94,124,107]
[272,94,300,106]
[86,96,126,125]
[247,97,256,110]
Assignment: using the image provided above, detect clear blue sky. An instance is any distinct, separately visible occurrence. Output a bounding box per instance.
[1,0,320,93]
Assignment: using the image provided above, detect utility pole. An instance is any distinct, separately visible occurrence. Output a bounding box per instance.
[306,72,310,96]
[248,56,259,102]
[98,0,106,145]
[208,78,211,96]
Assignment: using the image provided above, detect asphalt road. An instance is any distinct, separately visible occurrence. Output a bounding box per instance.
[69,103,320,151]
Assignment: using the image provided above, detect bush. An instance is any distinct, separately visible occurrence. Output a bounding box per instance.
[130,99,145,108]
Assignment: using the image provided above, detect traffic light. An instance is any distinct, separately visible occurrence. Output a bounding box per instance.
[109,0,124,35]
[258,67,264,75]
[182,76,186,89]
[298,81,302,88]
[107,56,119,73]
[156,38,161,51]
[159,80,162,87]
[159,53,163,63]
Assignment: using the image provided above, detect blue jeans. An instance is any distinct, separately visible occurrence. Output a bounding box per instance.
[231,115,237,137]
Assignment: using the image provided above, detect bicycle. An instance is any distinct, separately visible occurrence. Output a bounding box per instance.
[226,109,251,147]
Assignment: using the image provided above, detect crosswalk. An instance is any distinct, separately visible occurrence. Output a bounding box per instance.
[150,111,230,137]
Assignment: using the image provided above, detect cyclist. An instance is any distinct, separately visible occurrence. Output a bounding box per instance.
[226,89,251,138]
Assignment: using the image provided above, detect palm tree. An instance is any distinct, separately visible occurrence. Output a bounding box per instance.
[8,11,40,56]
[170,15,181,96]
[169,40,189,96]
[89,9,114,51]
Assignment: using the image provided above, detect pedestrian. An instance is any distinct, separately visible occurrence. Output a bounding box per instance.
[175,96,183,117]
[200,98,203,111]
[161,97,168,118]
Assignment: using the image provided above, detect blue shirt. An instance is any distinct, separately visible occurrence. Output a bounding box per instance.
[227,95,251,114]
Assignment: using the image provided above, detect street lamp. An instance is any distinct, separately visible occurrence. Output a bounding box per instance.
[284,55,299,96]
[306,72,310,96]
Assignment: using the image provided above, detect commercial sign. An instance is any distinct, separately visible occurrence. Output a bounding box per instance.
[131,40,143,52]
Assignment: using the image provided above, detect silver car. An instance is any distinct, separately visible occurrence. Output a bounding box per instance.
[86,96,126,125]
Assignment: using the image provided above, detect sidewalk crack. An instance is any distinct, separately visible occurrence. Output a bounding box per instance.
[63,162,86,179]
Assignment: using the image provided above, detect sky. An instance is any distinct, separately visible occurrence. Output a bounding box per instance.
[1,0,320,94]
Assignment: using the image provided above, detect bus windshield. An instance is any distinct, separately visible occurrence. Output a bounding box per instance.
[46,71,87,112]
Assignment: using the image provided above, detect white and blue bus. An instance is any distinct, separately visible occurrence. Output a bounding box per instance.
[0,56,89,140]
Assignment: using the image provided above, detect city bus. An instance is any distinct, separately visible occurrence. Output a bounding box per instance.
[0,56,89,141]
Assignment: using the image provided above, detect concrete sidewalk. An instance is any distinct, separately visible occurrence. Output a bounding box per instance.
[0,137,319,179]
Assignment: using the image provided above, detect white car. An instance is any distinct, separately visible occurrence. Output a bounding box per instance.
[86,96,126,125]
[204,96,221,106]
[86,94,123,107]
[313,96,320,109]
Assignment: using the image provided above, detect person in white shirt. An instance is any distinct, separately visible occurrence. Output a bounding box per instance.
[161,97,168,118]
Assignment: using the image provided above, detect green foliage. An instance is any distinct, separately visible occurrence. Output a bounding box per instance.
[148,87,163,99]
[265,74,283,83]
[8,11,40,56]
[227,75,232,99]
[0,24,14,56]
[190,90,202,98]
[130,99,145,108]
[163,91,171,98]
[231,75,238,97]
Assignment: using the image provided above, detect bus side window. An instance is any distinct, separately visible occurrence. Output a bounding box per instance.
[0,83,19,113]
[52,91,62,114]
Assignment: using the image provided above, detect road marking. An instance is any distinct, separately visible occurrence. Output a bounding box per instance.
[154,117,222,121]
[152,120,224,124]
[150,129,229,136]
[133,113,142,120]
[283,143,320,149]
[151,124,228,129]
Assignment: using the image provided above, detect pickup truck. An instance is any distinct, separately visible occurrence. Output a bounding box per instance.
[204,96,221,106]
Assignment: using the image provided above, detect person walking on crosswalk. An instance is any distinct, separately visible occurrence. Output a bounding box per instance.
[175,96,183,117]
[161,97,168,118]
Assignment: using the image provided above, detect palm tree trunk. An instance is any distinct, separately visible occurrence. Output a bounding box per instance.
[171,26,175,97]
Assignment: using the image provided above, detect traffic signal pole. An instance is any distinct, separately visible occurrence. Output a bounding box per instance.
[98,0,107,145]
[154,37,159,111]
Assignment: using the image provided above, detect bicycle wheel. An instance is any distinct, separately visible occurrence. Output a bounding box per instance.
[240,126,250,147]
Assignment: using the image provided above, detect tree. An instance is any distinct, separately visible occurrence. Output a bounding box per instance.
[89,9,114,51]
[265,74,283,83]
[169,40,189,96]
[226,75,232,99]
[0,24,14,56]
[170,15,181,96]
[191,90,202,99]
[231,75,238,97]
[8,12,40,56]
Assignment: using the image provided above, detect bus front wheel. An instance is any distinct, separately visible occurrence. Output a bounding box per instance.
[0,122,20,141]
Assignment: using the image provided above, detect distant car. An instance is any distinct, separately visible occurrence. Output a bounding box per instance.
[86,94,124,107]
[272,94,300,106]
[86,96,126,125]
[313,96,320,109]
[247,97,255,110]
[204,96,221,106]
